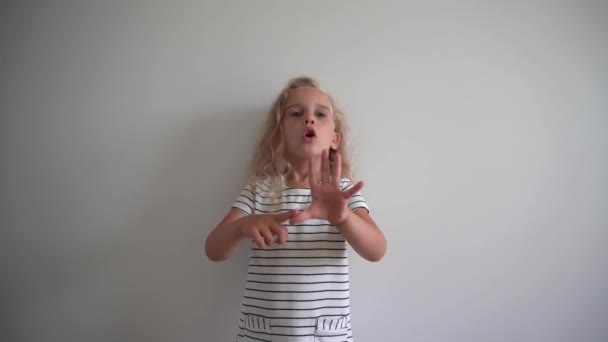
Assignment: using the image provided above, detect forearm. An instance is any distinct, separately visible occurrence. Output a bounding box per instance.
[336,211,386,262]
[205,219,245,262]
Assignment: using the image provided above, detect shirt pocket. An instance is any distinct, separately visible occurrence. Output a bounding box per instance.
[314,316,349,342]
[240,314,272,342]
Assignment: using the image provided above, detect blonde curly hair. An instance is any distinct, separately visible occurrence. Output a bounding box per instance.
[248,76,353,188]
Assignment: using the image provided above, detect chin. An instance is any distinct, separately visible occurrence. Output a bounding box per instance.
[286,144,328,160]
[286,150,317,162]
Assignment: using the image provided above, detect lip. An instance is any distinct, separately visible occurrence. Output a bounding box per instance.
[304,127,316,136]
[303,127,316,142]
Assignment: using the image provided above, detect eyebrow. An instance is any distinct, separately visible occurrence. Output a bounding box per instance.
[285,103,332,112]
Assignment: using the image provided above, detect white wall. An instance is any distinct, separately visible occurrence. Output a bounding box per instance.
[2,1,607,341]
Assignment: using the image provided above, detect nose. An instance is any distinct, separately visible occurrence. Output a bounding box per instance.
[303,111,315,125]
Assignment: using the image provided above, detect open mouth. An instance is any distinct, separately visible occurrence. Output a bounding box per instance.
[305,127,316,138]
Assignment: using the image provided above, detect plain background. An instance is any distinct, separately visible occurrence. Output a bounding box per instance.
[2,1,607,341]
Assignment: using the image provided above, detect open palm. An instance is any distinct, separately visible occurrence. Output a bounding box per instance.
[290,149,364,225]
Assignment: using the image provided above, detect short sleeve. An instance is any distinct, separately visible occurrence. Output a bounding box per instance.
[340,178,370,213]
[231,184,256,215]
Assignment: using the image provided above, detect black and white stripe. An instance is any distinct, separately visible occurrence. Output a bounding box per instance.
[233,178,367,342]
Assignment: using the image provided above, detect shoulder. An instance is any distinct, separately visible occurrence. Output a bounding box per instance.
[243,177,288,196]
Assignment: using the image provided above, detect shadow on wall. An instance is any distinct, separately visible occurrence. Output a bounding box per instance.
[112,110,266,341]
[5,108,267,342]
[109,111,265,341]
[5,110,265,342]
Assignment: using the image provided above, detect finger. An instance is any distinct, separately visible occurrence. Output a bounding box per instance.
[270,223,288,244]
[260,227,274,247]
[321,149,330,184]
[344,180,365,198]
[273,209,296,223]
[332,152,342,187]
[308,156,319,187]
[289,209,313,224]
[277,225,288,244]
[251,230,266,249]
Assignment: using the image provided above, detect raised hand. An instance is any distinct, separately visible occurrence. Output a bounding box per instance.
[290,149,364,225]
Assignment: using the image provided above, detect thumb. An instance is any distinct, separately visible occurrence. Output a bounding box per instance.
[344,180,365,198]
[289,209,313,225]
[273,209,296,223]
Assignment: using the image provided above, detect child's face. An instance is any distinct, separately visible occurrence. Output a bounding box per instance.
[282,86,340,162]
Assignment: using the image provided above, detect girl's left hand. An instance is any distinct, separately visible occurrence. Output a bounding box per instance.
[289,149,364,226]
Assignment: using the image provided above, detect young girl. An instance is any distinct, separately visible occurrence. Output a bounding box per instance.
[205,76,387,342]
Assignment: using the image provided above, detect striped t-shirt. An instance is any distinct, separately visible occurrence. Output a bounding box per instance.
[231,178,369,342]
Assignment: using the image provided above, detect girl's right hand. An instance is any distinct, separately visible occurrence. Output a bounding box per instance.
[238,210,297,248]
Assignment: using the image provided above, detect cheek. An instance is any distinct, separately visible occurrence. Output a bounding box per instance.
[283,126,298,143]
[283,124,295,136]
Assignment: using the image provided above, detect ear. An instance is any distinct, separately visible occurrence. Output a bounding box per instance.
[331,131,341,150]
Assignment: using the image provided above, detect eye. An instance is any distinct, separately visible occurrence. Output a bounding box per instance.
[316,112,328,118]
[290,111,302,117]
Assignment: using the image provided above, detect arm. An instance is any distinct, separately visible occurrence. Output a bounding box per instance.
[205,209,296,262]
[336,208,387,262]
[204,209,248,262]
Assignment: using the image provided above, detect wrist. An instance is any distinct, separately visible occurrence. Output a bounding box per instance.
[332,210,353,227]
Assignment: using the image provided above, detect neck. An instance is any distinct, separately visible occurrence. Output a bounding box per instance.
[285,155,320,188]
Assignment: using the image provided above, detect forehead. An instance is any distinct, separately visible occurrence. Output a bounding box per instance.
[285,86,331,108]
